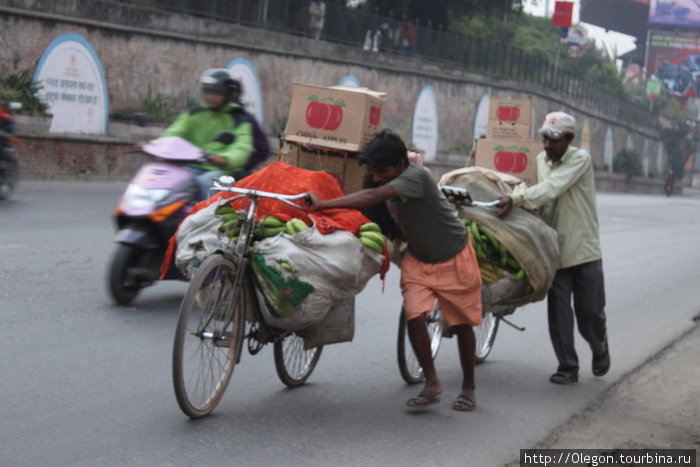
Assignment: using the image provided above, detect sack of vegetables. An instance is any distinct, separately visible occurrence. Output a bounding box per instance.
[439,167,560,308]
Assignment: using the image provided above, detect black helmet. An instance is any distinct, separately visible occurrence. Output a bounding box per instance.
[199,68,240,100]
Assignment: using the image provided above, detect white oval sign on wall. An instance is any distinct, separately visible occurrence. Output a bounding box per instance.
[473,93,490,142]
[227,57,264,126]
[411,85,439,161]
[339,75,360,87]
[604,127,615,172]
[643,138,650,176]
[581,118,591,153]
[33,33,108,135]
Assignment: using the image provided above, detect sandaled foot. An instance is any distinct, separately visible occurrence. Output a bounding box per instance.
[451,391,476,412]
[406,389,441,408]
[549,372,578,385]
[593,350,610,377]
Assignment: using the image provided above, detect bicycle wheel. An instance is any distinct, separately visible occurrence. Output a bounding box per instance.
[172,254,246,418]
[396,303,445,384]
[474,311,499,364]
[274,332,323,387]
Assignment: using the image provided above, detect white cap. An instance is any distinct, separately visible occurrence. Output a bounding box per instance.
[538,111,576,140]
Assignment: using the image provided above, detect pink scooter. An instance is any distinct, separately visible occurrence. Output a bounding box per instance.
[107,133,232,305]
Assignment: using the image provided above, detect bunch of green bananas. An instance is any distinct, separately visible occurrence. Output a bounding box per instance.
[284,217,310,235]
[461,217,532,293]
[357,222,386,254]
[478,261,506,284]
[254,215,287,239]
[216,204,302,243]
[216,204,241,239]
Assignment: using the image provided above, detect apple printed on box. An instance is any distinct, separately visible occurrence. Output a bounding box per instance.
[284,83,387,152]
[495,102,521,124]
[486,97,532,141]
[493,145,531,174]
[475,139,541,187]
[305,95,345,131]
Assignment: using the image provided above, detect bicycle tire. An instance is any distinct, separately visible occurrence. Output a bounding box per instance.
[396,304,445,384]
[172,254,245,418]
[273,332,323,387]
[474,311,499,364]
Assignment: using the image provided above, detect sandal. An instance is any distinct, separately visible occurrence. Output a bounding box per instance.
[593,350,611,377]
[549,372,579,385]
[406,389,441,408]
[451,392,476,412]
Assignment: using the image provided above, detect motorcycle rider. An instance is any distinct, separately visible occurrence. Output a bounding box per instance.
[0,103,19,199]
[146,68,254,200]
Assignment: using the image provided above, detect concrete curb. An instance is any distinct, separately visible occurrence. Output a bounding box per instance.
[505,313,700,466]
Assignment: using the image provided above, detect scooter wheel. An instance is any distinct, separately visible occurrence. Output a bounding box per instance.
[108,244,142,305]
[0,157,18,200]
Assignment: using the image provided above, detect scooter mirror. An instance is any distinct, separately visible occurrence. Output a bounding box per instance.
[215,175,236,187]
[213,131,235,145]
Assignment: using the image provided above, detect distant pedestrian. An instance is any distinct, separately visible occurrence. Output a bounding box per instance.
[363,29,372,51]
[664,170,675,196]
[379,21,393,52]
[401,21,415,56]
[372,29,381,52]
[308,1,326,40]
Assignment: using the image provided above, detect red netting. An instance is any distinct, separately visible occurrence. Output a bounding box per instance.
[161,162,390,279]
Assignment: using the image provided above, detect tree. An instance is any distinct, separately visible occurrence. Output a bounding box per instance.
[659,98,697,180]
[361,0,522,28]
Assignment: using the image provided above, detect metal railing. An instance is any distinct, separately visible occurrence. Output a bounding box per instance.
[22,0,654,127]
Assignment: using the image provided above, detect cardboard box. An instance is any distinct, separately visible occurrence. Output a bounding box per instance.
[283,83,387,152]
[487,98,532,141]
[475,139,542,187]
[278,140,366,194]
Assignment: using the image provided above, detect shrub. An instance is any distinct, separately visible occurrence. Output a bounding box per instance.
[0,69,48,114]
[142,85,174,123]
[613,148,643,179]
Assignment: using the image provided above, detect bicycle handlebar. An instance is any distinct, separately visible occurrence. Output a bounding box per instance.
[213,177,309,205]
[441,185,499,207]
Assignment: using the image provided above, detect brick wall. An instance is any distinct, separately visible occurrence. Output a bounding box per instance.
[2,4,666,183]
[16,135,138,181]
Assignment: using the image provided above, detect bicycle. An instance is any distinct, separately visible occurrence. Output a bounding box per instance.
[172,177,325,419]
[397,303,517,384]
[396,185,524,384]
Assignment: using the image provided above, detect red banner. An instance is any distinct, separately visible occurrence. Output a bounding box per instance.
[552,1,574,28]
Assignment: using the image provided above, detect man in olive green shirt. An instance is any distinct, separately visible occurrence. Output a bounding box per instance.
[496,111,610,385]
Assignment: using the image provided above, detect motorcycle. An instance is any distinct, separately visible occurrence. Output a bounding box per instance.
[664,174,675,197]
[107,132,233,305]
[0,102,20,200]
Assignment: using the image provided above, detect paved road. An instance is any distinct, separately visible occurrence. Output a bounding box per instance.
[1,182,699,467]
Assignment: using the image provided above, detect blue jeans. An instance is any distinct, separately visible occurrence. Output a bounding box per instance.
[186,166,224,201]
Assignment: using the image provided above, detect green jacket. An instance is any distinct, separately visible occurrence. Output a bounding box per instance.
[161,102,253,174]
[511,145,602,268]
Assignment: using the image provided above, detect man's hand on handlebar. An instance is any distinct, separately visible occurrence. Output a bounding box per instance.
[305,192,322,211]
[496,196,513,218]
